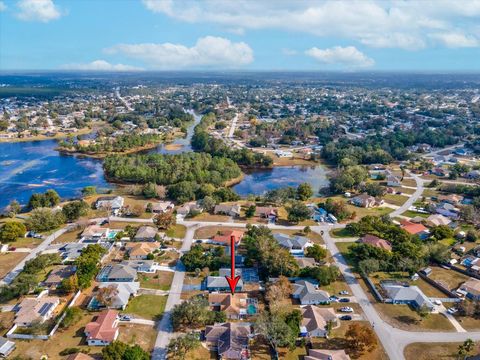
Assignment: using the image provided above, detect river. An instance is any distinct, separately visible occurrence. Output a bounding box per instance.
[0,112,329,209]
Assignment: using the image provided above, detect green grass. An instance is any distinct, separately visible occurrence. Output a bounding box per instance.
[124,295,167,321]
[165,224,187,239]
[439,237,456,247]
[335,241,356,266]
[138,271,173,291]
[401,210,429,218]
[384,194,409,206]
[330,228,354,238]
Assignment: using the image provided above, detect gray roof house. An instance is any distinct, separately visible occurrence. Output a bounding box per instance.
[205,276,244,292]
[205,322,251,360]
[59,243,89,262]
[214,204,241,217]
[293,280,330,305]
[0,337,15,358]
[121,260,156,273]
[382,284,434,310]
[95,196,124,214]
[273,233,311,254]
[133,226,157,242]
[89,282,140,310]
[97,264,137,282]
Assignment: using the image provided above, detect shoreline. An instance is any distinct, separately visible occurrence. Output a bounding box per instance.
[0,127,93,143]
[56,141,163,159]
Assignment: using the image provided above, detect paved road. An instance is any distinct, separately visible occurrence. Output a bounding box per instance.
[388,171,424,218]
[0,227,68,285]
[424,143,464,158]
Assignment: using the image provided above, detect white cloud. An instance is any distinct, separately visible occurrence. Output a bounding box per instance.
[306,46,375,68]
[430,32,479,48]
[16,0,61,22]
[61,60,143,72]
[105,36,254,69]
[0,1,7,12]
[141,0,480,50]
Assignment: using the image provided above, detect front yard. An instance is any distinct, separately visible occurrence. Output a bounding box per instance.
[0,252,27,279]
[139,271,174,291]
[118,324,157,352]
[404,342,467,360]
[124,294,167,321]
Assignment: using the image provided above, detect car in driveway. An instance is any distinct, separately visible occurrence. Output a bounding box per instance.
[340,315,352,320]
[339,298,350,303]
[120,315,132,321]
[339,307,354,313]
[447,307,458,315]
[329,295,339,302]
[339,290,349,295]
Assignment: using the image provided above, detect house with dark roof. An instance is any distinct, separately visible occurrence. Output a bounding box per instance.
[205,322,251,359]
[133,226,157,242]
[97,264,137,282]
[43,265,77,288]
[293,280,330,305]
[382,284,434,311]
[205,276,244,292]
[359,234,392,251]
[84,309,119,346]
[305,349,351,360]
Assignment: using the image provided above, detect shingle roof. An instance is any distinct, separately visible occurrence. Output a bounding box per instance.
[293,280,330,303]
[301,305,337,333]
[84,309,119,342]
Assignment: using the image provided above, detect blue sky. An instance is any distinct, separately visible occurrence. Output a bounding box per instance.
[1,0,480,71]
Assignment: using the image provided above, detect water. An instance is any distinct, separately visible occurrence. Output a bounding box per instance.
[233,165,329,196]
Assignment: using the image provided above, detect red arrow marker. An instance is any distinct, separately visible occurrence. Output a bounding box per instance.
[225,235,241,295]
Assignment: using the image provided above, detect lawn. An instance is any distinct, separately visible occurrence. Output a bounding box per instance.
[428,266,469,291]
[401,210,429,218]
[383,194,409,206]
[194,226,245,239]
[374,303,454,332]
[139,271,174,291]
[335,241,355,263]
[52,229,83,244]
[118,324,157,352]
[350,206,394,220]
[124,294,167,321]
[165,224,187,239]
[404,342,467,360]
[190,213,231,222]
[401,179,418,187]
[398,187,416,194]
[155,249,179,266]
[331,228,355,238]
[184,346,217,360]
[0,252,27,279]
[9,237,43,248]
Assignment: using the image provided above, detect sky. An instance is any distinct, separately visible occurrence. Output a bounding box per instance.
[1,0,480,72]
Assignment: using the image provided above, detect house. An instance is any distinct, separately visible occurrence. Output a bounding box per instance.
[359,234,392,251]
[435,203,459,219]
[254,206,278,221]
[214,204,241,217]
[459,278,480,301]
[133,226,157,242]
[59,243,89,262]
[218,268,259,283]
[43,265,77,288]
[0,337,15,358]
[81,225,109,243]
[431,168,448,177]
[176,201,203,216]
[84,309,119,346]
[97,264,137,282]
[382,284,434,310]
[349,194,382,208]
[466,170,480,179]
[437,194,464,205]
[89,282,140,310]
[305,348,351,360]
[66,353,96,360]
[386,173,402,187]
[150,201,174,214]
[461,256,480,268]
[95,196,124,215]
[293,280,330,305]
[400,220,429,239]
[211,230,245,246]
[122,260,156,273]
[205,322,251,360]
[208,293,248,319]
[205,276,244,292]
[14,296,60,326]
[273,233,311,255]
[425,214,451,227]
[296,257,318,269]
[300,305,337,337]
[125,242,159,260]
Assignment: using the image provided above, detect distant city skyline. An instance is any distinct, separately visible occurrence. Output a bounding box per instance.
[1,0,480,72]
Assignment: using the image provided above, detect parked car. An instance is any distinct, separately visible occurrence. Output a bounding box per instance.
[339,307,354,313]
[447,307,458,315]
[329,295,339,302]
[339,298,350,303]
[339,290,349,295]
[120,315,132,321]
[340,315,352,321]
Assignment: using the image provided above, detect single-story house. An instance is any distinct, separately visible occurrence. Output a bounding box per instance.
[133,226,157,242]
[382,284,434,311]
[425,214,451,227]
[97,264,137,282]
[43,265,77,288]
[386,174,401,187]
[359,234,392,251]
[121,260,156,273]
[462,256,480,268]
[214,204,241,217]
[14,296,60,326]
[95,196,124,215]
[208,293,249,319]
[300,305,337,338]
[466,170,480,179]
[59,243,89,262]
[400,220,430,239]
[0,337,15,358]
[84,309,119,346]
[273,233,311,255]
[435,203,459,219]
[296,257,318,269]
[81,225,109,243]
[305,348,351,360]
[176,201,203,216]
[150,201,174,214]
[89,282,140,310]
[205,276,244,292]
[438,194,464,205]
[254,206,278,221]
[125,242,160,260]
[349,194,383,208]
[205,322,251,360]
[293,280,330,305]
[459,278,480,301]
[66,353,96,360]
[210,229,245,246]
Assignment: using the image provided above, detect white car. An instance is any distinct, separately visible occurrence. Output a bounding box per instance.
[339,307,354,313]
[447,307,458,315]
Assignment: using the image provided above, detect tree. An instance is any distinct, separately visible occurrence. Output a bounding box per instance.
[255,312,296,357]
[60,307,82,328]
[142,182,158,199]
[245,205,256,218]
[44,189,60,207]
[457,338,475,359]
[62,201,89,221]
[416,304,431,319]
[305,244,327,262]
[26,208,65,232]
[167,332,200,360]
[171,296,211,331]
[430,225,454,240]
[59,274,79,294]
[345,323,377,354]
[154,211,176,230]
[303,226,311,234]
[81,186,97,196]
[102,341,149,360]
[297,183,313,200]
[466,230,477,242]
[201,196,216,212]
[6,200,21,217]
[96,285,119,307]
[285,309,302,337]
[0,221,27,242]
[286,201,312,224]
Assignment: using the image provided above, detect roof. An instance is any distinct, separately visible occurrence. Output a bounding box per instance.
[96,196,124,209]
[208,293,248,316]
[273,233,309,250]
[212,230,245,245]
[460,278,480,297]
[126,242,159,257]
[44,265,77,285]
[301,305,337,333]
[121,260,155,271]
[151,201,174,212]
[426,214,451,226]
[85,309,119,342]
[14,296,60,325]
[382,284,434,309]
[214,204,241,215]
[255,206,278,217]
[134,226,157,240]
[293,280,330,303]
[359,234,392,251]
[400,220,428,235]
[96,282,140,308]
[206,276,244,289]
[66,353,96,360]
[205,322,251,359]
[81,225,108,238]
[296,257,317,269]
[305,349,351,360]
[103,264,137,281]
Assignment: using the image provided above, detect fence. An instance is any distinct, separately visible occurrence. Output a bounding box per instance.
[447,264,480,281]
[418,272,460,298]
[362,275,384,302]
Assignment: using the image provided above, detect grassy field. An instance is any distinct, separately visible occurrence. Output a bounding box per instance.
[52,229,83,244]
[428,266,469,291]
[331,228,355,238]
[0,252,27,279]
[124,295,167,321]
[401,210,429,218]
[401,179,418,187]
[191,213,231,222]
[9,237,43,248]
[404,342,467,360]
[194,225,245,239]
[118,324,157,352]
[383,194,409,206]
[165,224,187,239]
[138,271,174,291]
[351,206,394,220]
